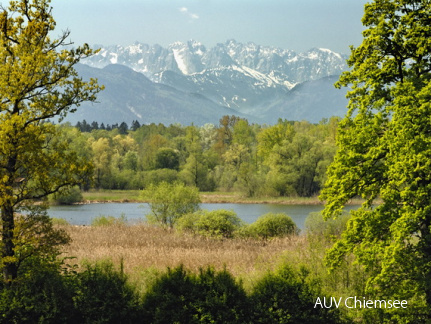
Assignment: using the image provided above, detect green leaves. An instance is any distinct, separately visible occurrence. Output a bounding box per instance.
[0,0,102,281]
[321,0,431,316]
[141,182,201,227]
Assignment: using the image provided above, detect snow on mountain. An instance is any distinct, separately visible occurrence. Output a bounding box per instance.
[77,40,350,125]
[83,40,348,86]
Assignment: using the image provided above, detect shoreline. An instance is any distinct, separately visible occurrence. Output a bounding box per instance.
[77,191,365,206]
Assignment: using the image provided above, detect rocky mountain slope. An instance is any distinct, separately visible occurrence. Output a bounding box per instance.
[69,40,350,125]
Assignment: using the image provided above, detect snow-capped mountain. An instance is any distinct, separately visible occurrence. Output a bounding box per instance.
[73,40,350,125]
[85,39,347,84]
[82,40,348,112]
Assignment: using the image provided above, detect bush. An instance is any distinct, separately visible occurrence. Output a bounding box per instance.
[0,261,78,324]
[177,209,244,238]
[250,265,341,324]
[0,260,141,324]
[305,211,350,239]
[246,213,299,239]
[175,212,201,232]
[142,265,250,323]
[73,261,140,323]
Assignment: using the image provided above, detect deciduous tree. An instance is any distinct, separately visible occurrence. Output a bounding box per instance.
[321,0,431,318]
[0,0,102,281]
[141,182,201,228]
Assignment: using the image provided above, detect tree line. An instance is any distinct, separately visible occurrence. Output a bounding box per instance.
[63,115,339,197]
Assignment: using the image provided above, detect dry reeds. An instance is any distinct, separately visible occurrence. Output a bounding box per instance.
[59,224,309,287]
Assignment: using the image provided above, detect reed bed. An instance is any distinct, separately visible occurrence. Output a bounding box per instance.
[59,224,310,288]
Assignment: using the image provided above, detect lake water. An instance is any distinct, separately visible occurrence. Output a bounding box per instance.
[47,203,357,230]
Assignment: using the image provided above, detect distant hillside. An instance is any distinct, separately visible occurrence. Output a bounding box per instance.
[68,64,256,126]
[65,40,351,125]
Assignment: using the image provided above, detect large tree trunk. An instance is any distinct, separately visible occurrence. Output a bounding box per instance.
[1,202,17,282]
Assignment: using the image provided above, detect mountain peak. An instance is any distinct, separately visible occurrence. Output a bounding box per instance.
[72,40,350,126]
[84,39,347,84]
[79,40,348,123]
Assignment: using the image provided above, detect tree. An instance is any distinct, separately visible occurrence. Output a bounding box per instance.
[118,121,129,135]
[141,182,201,228]
[0,0,102,282]
[155,147,180,170]
[321,0,431,318]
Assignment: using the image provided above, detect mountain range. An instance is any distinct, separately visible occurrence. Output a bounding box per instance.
[67,40,351,126]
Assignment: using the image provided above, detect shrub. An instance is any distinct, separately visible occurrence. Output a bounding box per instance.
[175,212,201,232]
[250,265,342,324]
[0,261,78,323]
[305,211,350,239]
[141,265,250,323]
[246,213,299,239]
[73,261,140,323]
[177,209,244,238]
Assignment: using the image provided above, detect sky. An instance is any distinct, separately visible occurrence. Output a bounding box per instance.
[51,0,369,54]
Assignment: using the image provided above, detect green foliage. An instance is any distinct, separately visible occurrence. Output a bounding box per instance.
[49,186,83,205]
[250,265,341,324]
[91,214,127,226]
[0,263,78,324]
[141,265,250,323]
[320,0,431,316]
[66,116,338,196]
[73,261,140,324]
[155,147,180,170]
[0,259,350,324]
[177,210,243,238]
[0,0,102,281]
[143,169,179,187]
[2,206,71,277]
[141,182,201,227]
[179,154,215,191]
[265,131,333,197]
[305,211,350,240]
[0,260,141,323]
[246,213,299,239]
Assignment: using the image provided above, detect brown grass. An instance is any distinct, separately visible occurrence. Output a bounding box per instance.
[59,224,310,289]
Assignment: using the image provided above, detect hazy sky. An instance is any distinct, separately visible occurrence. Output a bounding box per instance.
[51,0,368,54]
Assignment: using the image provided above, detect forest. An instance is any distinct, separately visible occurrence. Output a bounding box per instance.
[67,115,339,198]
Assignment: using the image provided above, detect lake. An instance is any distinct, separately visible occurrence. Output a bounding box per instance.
[47,202,357,230]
